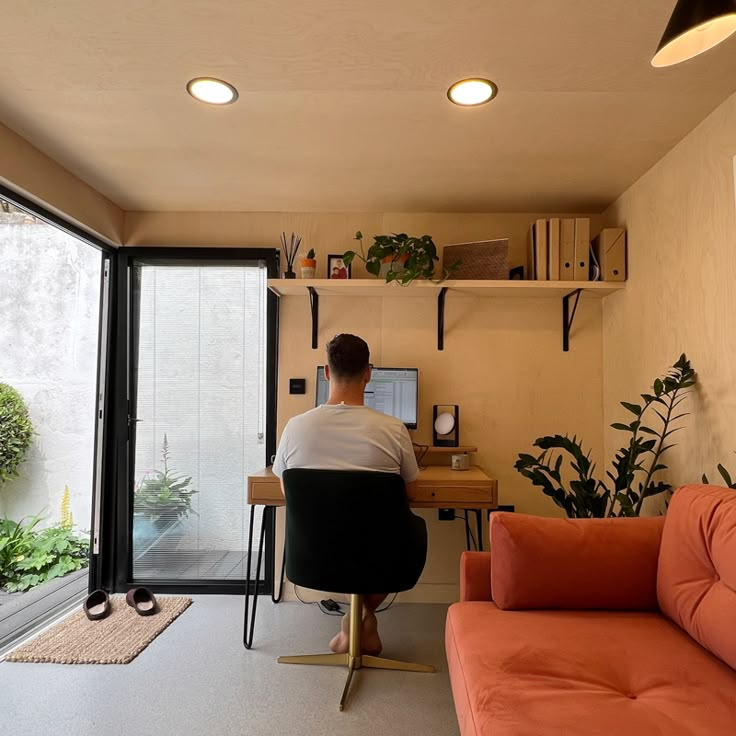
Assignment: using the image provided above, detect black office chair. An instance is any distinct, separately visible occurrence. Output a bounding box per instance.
[278,468,435,710]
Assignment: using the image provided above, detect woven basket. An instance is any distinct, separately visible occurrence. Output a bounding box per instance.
[442,239,509,280]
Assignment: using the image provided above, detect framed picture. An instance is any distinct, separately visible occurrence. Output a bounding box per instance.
[327,254,351,279]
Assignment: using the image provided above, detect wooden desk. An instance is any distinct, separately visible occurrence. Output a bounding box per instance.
[242,465,497,649]
[247,465,497,509]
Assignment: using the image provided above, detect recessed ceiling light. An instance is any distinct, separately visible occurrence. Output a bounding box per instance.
[652,0,736,67]
[186,77,239,105]
[447,78,498,106]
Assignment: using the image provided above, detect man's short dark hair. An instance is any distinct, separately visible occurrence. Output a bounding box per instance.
[326,334,370,380]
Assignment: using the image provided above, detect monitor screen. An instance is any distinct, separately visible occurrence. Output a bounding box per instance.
[315,366,418,429]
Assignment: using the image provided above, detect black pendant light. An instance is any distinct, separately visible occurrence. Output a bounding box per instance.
[652,0,736,67]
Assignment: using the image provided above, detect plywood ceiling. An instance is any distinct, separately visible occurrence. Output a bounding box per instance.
[1,0,735,213]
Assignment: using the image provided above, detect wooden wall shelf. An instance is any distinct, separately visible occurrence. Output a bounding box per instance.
[268,279,623,299]
[267,278,625,352]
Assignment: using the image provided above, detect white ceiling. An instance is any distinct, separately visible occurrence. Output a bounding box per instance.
[1,0,735,213]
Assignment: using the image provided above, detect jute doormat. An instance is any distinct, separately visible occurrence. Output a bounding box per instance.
[3,595,192,665]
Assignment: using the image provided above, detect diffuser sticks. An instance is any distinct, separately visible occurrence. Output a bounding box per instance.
[280,231,302,278]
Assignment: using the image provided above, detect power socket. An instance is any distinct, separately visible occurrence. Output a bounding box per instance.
[438,508,455,521]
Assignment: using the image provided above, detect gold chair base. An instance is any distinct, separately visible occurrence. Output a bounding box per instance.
[277,594,435,710]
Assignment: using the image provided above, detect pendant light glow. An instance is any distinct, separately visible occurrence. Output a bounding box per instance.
[652,0,736,67]
[186,77,239,105]
[447,78,498,106]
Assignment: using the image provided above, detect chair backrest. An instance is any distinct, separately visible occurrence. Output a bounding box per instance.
[282,468,427,595]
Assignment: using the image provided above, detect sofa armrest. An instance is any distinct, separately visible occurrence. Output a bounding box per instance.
[460,551,493,601]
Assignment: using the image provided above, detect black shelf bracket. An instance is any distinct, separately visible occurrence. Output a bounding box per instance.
[437,287,448,351]
[562,288,582,352]
[307,287,319,349]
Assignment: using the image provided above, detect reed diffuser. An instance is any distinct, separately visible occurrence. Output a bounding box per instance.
[280,232,302,278]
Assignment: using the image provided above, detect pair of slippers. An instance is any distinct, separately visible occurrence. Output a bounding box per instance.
[83,587,158,621]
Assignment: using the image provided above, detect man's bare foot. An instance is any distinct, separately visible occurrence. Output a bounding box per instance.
[329,614,350,654]
[361,611,383,656]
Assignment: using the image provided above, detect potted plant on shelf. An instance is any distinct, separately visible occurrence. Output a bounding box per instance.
[300,248,316,279]
[342,231,458,285]
[133,435,197,551]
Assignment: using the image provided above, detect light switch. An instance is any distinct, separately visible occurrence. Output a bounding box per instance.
[289,378,306,395]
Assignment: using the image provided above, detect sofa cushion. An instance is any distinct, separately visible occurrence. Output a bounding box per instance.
[490,513,664,610]
[658,484,736,670]
[446,602,736,736]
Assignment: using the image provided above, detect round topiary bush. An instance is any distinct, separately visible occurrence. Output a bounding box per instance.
[0,383,34,486]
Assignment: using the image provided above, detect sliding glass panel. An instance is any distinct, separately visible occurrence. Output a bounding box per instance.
[131,261,267,582]
[0,198,103,649]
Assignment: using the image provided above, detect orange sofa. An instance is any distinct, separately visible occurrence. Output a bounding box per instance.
[446,484,736,735]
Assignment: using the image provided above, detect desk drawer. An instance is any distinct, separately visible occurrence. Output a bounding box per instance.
[411,483,495,506]
[248,479,283,505]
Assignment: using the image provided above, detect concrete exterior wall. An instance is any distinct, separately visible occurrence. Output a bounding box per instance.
[0,210,100,529]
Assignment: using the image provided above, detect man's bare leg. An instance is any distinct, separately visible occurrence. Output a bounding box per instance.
[329,594,388,655]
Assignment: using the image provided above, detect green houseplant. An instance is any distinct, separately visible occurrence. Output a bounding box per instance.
[0,383,34,488]
[514,355,696,518]
[343,231,457,285]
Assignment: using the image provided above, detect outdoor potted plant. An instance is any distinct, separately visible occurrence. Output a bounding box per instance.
[342,231,457,285]
[133,435,197,552]
[300,248,316,279]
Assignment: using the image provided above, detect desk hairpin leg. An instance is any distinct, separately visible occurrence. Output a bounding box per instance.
[243,504,267,650]
[271,506,286,603]
[461,509,485,551]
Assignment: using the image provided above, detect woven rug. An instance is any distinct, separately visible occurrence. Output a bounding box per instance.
[3,595,192,665]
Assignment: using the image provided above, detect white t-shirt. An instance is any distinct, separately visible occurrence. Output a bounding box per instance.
[272,403,419,483]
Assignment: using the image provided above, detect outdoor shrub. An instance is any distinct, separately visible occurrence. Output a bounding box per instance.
[135,434,197,524]
[0,513,89,593]
[0,383,35,487]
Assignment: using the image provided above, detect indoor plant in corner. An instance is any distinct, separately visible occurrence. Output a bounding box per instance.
[133,434,197,553]
[343,231,458,285]
[514,354,696,518]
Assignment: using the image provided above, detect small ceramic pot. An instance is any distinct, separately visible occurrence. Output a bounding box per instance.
[300,259,317,279]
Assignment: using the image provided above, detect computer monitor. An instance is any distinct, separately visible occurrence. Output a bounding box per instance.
[315,366,418,429]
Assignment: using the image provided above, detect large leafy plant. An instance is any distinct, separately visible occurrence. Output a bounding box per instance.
[343,231,457,285]
[0,383,35,487]
[0,512,89,593]
[134,434,197,525]
[514,355,696,518]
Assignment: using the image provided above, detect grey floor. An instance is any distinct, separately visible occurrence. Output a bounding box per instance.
[0,596,460,736]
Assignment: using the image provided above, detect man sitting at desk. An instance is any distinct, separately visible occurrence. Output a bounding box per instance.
[272,333,418,656]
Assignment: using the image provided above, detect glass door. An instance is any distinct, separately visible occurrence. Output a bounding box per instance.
[115,250,278,592]
[0,191,112,651]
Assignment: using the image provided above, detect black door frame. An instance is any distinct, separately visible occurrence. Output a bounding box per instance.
[103,248,280,595]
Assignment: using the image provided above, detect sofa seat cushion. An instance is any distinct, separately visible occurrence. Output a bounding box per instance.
[446,602,736,736]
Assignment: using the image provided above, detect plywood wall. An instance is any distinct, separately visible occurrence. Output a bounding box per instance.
[602,90,736,503]
[0,122,123,245]
[127,209,605,601]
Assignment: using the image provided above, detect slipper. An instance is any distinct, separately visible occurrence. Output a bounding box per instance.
[83,589,111,621]
[125,587,159,616]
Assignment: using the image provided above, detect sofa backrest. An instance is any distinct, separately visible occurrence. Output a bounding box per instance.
[490,512,664,610]
[658,484,736,670]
